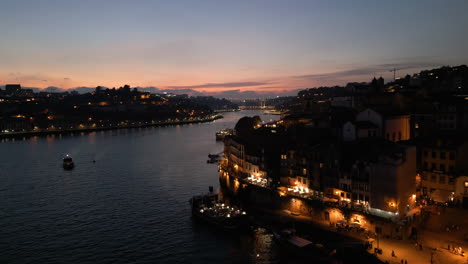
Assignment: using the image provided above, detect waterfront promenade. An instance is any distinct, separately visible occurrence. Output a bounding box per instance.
[220,168,467,264]
[257,202,467,264]
[0,114,223,139]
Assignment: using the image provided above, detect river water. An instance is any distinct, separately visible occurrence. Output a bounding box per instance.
[1,110,285,264]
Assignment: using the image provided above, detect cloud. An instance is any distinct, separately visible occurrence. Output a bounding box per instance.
[294,61,442,81]
[167,81,270,89]
[209,89,298,100]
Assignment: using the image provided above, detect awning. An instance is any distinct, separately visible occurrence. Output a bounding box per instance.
[430,189,452,203]
[287,236,313,248]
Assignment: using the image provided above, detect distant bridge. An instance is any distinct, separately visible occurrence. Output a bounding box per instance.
[239,106,275,110]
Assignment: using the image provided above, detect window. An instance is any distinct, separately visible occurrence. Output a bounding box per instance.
[449,152,455,160]
[431,163,436,170]
[439,175,445,184]
[423,162,428,170]
[440,152,446,160]
[449,165,454,173]
[281,154,287,159]
[449,177,455,184]
[431,175,436,182]
[398,132,402,141]
[465,181,468,188]
[440,164,445,172]
[302,168,307,175]
[432,151,437,159]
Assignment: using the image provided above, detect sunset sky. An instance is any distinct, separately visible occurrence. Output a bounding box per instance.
[1,0,467,96]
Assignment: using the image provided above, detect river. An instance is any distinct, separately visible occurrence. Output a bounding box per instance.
[0,110,286,264]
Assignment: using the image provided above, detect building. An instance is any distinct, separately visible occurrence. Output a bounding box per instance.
[356,108,411,142]
[336,140,417,217]
[5,84,21,96]
[419,136,468,203]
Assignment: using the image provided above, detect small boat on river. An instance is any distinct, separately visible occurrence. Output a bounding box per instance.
[63,155,74,170]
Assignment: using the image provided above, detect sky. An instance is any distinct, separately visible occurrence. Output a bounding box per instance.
[1,0,467,97]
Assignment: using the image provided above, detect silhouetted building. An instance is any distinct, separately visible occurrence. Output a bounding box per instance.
[5,84,21,96]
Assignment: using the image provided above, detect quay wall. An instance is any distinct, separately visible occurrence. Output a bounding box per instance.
[0,115,223,139]
[220,172,418,241]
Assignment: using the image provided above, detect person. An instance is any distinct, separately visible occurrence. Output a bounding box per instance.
[405,260,407,264]
[419,243,423,251]
[392,250,395,257]
[401,259,403,264]
[448,244,450,251]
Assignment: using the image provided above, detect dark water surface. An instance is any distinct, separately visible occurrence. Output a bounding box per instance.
[1,111,283,264]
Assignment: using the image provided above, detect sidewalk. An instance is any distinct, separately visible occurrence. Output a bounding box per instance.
[263,209,467,264]
[370,236,466,264]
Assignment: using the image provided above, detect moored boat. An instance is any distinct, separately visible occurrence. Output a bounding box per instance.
[190,187,248,230]
[215,128,234,141]
[263,110,284,115]
[273,228,330,258]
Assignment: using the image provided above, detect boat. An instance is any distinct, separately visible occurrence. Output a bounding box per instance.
[215,128,234,141]
[190,187,248,230]
[207,153,221,163]
[63,155,74,170]
[272,228,330,258]
[263,109,284,115]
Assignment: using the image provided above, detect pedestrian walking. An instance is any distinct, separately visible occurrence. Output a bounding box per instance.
[392,250,395,257]
[405,260,407,264]
[400,259,403,264]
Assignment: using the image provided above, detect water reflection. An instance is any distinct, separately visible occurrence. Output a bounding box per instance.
[0,110,281,264]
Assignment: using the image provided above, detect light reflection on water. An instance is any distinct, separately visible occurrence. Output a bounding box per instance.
[0,110,288,264]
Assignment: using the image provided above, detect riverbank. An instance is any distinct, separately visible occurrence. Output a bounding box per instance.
[219,173,467,264]
[0,114,223,139]
[213,109,240,113]
[219,186,383,264]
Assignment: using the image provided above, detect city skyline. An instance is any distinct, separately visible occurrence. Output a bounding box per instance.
[1,0,468,96]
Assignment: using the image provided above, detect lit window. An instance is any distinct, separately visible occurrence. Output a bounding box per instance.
[281,154,287,160]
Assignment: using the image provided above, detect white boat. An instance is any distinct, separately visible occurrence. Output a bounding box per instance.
[263,110,283,115]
